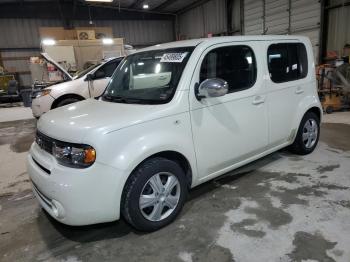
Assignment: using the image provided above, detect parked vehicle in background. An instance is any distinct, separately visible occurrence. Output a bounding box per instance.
[31,56,124,117]
[27,36,322,232]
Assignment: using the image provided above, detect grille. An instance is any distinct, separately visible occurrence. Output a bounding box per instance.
[36,131,53,154]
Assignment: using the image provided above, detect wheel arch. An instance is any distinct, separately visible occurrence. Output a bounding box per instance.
[127,150,193,190]
[51,94,85,109]
[291,99,322,143]
[306,106,322,121]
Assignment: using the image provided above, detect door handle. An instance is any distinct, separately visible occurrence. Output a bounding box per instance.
[295,87,304,94]
[252,96,265,105]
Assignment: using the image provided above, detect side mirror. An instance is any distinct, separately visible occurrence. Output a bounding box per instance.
[85,73,94,82]
[195,78,228,100]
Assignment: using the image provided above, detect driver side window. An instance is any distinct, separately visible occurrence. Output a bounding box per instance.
[94,61,119,79]
[200,45,257,93]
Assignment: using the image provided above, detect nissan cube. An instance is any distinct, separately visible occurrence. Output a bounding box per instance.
[27,36,322,231]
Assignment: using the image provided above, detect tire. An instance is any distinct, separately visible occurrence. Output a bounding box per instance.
[289,111,320,155]
[55,97,81,108]
[121,157,188,232]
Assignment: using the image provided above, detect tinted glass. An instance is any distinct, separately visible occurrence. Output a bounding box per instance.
[95,59,122,78]
[74,63,101,79]
[200,45,257,93]
[268,43,308,83]
[103,47,194,104]
[102,61,120,77]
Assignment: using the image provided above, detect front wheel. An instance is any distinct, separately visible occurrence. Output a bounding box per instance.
[121,157,188,232]
[56,97,81,108]
[289,111,320,155]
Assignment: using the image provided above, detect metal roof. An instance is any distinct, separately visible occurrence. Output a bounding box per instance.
[0,0,205,14]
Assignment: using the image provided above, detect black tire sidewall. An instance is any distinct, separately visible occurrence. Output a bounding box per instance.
[56,98,80,108]
[123,158,188,231]
[294,112,320,154]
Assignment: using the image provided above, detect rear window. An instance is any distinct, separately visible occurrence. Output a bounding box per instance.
[267,43,308,83]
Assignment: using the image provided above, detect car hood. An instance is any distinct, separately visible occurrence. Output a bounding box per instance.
[41,53,73,81]
[37,99,162,143]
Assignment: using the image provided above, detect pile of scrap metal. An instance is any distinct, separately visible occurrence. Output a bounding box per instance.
[317,63,350,113]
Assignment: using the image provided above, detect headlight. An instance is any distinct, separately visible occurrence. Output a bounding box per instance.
[36,89,51,98]
[52,142,96,168]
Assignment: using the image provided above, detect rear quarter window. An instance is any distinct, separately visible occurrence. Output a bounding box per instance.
[267,43,308,83]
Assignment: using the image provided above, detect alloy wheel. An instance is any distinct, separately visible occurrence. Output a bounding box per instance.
[302,118,318,149]
[139,172,180,222]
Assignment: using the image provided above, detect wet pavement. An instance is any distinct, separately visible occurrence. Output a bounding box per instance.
[0,118,350,262]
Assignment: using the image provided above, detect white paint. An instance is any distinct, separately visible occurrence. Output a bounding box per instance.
[216,142,350,262]
[178,251,193,262]
[28,35,322,226]
[31,56,123,118]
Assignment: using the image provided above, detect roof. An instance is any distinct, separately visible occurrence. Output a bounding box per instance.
[136,35,310,53]
[0,0,211,14]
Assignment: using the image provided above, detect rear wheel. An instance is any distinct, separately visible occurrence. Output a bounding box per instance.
[121,157,187,232]
[289,111,320,155]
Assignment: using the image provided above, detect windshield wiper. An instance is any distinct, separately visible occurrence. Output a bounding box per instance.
[103,95,141,104]
[103,95,161,104]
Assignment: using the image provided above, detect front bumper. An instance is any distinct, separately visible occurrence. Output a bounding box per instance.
[27,142,126,226]
[31,95,55,118]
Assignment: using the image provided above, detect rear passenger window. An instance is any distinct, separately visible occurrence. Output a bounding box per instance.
[200,45,257,93]
[267,43,308,83]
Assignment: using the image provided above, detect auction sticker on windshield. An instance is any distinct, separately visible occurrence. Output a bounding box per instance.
[160,52,188,63]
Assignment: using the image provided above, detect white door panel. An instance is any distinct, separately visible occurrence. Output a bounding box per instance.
[189,42,268,179]
[265,41,310,147]
[266,86,298,146]
[191,96,268,176]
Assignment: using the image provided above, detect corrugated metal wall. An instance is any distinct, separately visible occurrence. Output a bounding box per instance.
[327,5,350,56]
[265,0,289,34]
[177,0,320,60]
[291,0,320,62]
[243,0,320,62]
[1,50,39,87]
[178,0,227,39]
[0,18,174,48]
[243,0,263,35]
[0,18,174,86]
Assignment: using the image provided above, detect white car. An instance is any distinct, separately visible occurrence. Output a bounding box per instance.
[27,36,322,231]
[31,55,123,118]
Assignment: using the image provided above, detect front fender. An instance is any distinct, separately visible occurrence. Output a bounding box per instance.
[84,112,198,186]
[50,79,89,99]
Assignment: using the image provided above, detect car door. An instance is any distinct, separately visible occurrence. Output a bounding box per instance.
[265,42,309,147]
[189,42,269,180]
[91,59,122,97]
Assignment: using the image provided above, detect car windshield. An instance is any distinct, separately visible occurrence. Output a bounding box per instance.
[102,47,194,104]
[73,63,101,79]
